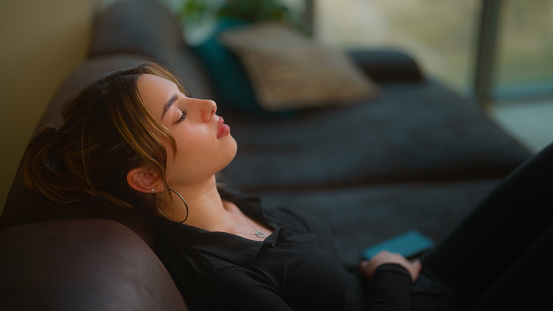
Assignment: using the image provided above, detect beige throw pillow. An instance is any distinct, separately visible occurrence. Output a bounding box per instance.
[219,22,378,111]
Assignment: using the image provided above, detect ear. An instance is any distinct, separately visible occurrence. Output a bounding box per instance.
[127,167,164,193]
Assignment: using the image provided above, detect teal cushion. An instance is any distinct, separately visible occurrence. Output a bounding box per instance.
[192,18,295,117]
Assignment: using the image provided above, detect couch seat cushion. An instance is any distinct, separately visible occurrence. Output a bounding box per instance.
[220,79,531,190]
[255,179,499,268]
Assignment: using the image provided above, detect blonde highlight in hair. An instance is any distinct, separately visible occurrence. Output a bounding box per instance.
[24,62,185,212]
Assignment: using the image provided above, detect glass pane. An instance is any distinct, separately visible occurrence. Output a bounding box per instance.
[495,0,553,98]
[315,0,479,94]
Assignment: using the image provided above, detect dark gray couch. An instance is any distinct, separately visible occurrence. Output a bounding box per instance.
[0,0,532,309]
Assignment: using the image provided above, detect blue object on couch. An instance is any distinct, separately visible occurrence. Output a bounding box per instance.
[362,230,434,260]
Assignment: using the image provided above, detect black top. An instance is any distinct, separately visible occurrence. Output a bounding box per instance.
[153,193,413,311]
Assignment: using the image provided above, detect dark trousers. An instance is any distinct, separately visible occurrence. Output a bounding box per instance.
[420,142,553,310]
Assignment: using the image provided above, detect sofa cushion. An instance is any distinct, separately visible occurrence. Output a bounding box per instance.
[220,79,531,190]
[191,18,271,115]
[347,49,425,83]
[219,22,378,111]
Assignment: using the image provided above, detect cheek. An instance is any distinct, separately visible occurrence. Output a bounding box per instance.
[174,127,209,153]
[163,126,235,184]
[168,127,212,167]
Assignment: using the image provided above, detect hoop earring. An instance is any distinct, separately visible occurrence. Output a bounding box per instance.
[154,188,189,223]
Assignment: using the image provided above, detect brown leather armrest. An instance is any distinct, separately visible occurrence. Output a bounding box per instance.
[0,219,187,311]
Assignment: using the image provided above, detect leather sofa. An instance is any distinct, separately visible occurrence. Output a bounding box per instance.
[0,0,532,309]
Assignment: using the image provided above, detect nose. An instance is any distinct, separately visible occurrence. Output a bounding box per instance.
[193,98,217,122]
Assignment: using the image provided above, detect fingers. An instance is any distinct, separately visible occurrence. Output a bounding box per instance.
[409,259,422,282]
[359,250,422,282]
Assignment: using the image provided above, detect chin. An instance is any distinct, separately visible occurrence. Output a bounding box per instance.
[217,138,238,171]
[227,136,238,159]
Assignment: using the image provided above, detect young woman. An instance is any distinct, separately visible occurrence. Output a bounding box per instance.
[24,62,553,310]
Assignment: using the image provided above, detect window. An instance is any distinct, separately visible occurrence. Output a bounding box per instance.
[315,0,479,94]
[495,0,553,99]
[315,0,553,104]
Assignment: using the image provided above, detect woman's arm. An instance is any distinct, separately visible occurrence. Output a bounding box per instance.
[361,250,422,282]
[360,251,422,310]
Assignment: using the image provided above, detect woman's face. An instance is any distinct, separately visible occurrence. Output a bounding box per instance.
[137,74,237,186]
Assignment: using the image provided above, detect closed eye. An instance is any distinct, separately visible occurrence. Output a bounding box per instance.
[176,110,187,123]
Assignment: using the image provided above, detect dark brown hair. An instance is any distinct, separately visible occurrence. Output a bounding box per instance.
[24,62,184,211]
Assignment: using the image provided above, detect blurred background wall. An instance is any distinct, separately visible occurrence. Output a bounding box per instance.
[0,0,99,214]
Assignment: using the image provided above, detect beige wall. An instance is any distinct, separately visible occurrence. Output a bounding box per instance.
[0,0,101,215]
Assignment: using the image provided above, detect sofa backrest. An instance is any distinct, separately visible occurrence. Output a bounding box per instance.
[88,0,215,100]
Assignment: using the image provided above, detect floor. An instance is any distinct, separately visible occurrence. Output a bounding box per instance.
[490,98,553,154]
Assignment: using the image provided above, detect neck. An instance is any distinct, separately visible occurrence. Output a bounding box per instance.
[155,175,229,231]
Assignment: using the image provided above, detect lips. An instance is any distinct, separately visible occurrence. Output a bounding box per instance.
[217,116,230,139]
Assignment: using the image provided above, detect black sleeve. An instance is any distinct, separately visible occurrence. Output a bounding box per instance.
[366,264,413,311]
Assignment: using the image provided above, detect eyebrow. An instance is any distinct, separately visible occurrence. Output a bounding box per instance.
[161,94,179,119]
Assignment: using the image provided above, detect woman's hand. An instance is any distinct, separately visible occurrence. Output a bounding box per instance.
[360,250,422,282]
